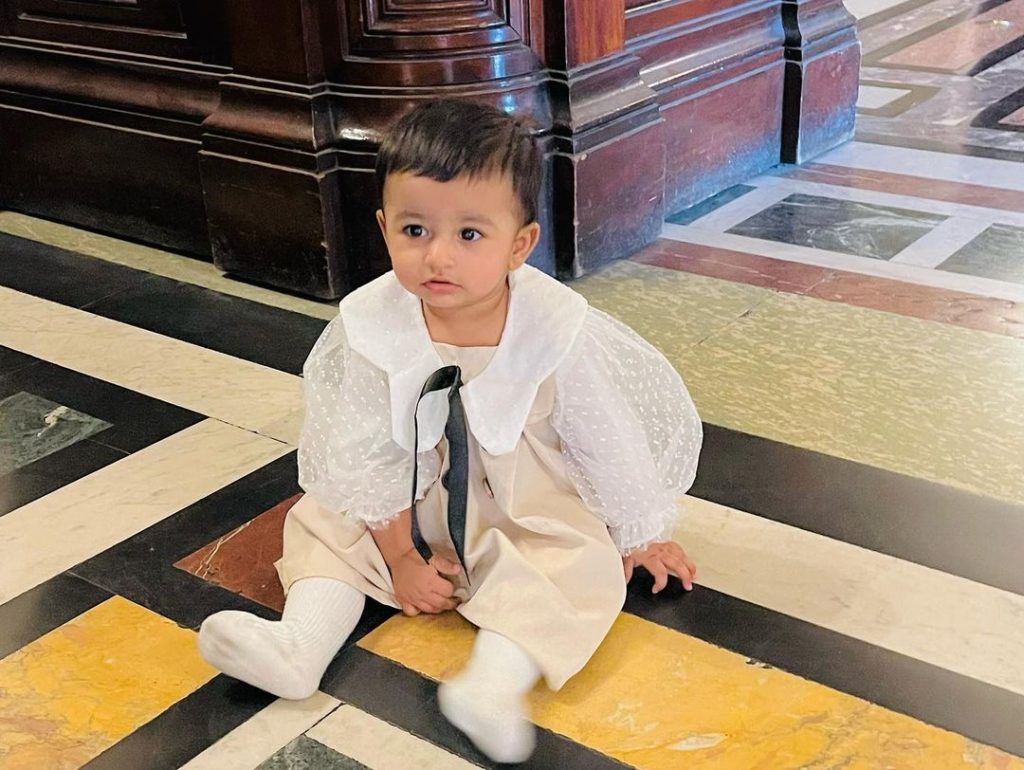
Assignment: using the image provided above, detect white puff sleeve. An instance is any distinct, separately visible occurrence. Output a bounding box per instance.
[551,308,703,554]
[297,316,441,526]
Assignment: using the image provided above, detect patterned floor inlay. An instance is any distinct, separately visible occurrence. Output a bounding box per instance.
[2,8,1024,763]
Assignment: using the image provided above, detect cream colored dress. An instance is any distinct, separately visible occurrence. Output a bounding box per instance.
[277,343,627,690]
[277,265,703,690]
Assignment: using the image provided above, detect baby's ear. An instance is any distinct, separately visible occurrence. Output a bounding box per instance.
[375,209,387,236]
[510,221,541,268]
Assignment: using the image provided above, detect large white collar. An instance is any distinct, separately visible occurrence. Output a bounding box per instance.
[339,265,588,456]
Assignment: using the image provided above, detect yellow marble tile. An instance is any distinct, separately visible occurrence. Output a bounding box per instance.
[0,211,338,320]
[359,613,1022,769]
[676,291,1024,505]
[572,260,768,359]
[577,261,1024,506]
[0,596,216,769]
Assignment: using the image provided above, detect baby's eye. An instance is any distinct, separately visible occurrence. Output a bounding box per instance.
[402,225,426,238]
[460,228,482,242]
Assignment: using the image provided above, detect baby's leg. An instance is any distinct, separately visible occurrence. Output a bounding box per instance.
[438,629,540,763]
[198,577,364,700]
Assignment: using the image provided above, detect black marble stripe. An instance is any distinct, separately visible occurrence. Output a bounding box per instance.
[0,352,203,515]
[0,232,329,374]
[692,424,1024,597]
[325,645,631,770]
[624,577,1024,758]
[973,85,1024,133]
[0,572,111,658]
[83,676,276,770]
[71,453,303,629]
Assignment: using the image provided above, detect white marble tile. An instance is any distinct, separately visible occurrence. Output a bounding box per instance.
[843,0,909,19]
[0,211,338,321]
[0,287,304,445]
[674,186,794,233]
[890,216,995,267]
[676,496,1024,696]
[857,84,912,109]
[180,693,341,770]
[819,141,1024,192]
[661,223,1024,303]
[0,419,290,603]
[308,704,482,770]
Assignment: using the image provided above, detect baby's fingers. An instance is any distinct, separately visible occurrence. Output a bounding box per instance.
[650,562,670,594]
[430,556,463,576]
[668,555,695,591]
[400,601,421,617]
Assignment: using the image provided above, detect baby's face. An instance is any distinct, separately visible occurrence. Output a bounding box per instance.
[377,171,539,317]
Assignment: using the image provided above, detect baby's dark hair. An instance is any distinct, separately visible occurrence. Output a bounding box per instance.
[375,100,542,225]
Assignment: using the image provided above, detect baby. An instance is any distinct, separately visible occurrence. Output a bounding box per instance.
[199,99,702,764]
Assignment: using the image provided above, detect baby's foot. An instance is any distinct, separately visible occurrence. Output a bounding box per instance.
[438,677,536,764]
[198,611,321,700]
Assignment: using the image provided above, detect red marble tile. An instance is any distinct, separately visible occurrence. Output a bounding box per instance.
[808,272,1024,338]
[1001,106,1024,127]
[636,238,1024,338]
[634,239,836,294]
[785,164,1024,214]
[175,494,301,613]
[881,0,1024,72]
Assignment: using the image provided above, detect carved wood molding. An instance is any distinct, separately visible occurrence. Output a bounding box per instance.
[347,0,531,54]
[1,0,226,61]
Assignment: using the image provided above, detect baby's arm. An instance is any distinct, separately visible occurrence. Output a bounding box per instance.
[369,510,462,616]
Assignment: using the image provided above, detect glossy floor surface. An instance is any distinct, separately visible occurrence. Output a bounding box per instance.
[2,3,1023,767]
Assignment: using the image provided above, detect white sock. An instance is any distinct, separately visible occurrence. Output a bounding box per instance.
[198,577,364,700]
[438,630,541,763]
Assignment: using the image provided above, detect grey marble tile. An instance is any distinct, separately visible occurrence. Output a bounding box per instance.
[727,193,947,259]
[937,223,1024,284]
[0,391,111,475]
[667,184,757,225]
[257,736,369,770]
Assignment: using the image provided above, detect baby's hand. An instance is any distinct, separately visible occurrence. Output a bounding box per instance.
[623,542,697,594]
[390,549,462,616]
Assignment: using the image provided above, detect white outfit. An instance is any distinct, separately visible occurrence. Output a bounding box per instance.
[277,264,702,689]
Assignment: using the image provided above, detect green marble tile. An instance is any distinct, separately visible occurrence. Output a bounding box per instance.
[0,392,112,475]
[938,223,1024,285]
[257,736,369,770]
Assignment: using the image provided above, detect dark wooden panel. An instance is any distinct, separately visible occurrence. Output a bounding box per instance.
[661,58,784,212]
[626,0,753,39]
[0,105,211,255]
[565,0,625,65]
[624,0,786,213]
[2,0,223,61]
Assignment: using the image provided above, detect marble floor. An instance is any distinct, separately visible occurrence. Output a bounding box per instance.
[3,4,1024,769]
